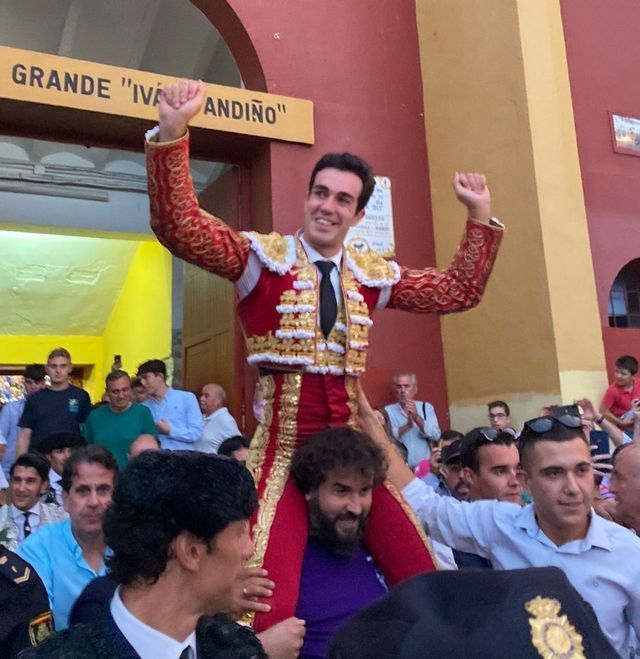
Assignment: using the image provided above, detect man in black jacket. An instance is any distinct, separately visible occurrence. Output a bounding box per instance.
[0,545,53,657]
[22,451,266,658]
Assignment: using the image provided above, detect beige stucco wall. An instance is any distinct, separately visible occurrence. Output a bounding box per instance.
[415,0,607,430]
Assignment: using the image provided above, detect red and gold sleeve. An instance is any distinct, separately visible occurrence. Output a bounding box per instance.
[388,219,503,314]
[145,133,250,282]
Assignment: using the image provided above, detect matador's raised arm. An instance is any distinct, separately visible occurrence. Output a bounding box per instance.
[146,133,250,282]
[388,219,502,313]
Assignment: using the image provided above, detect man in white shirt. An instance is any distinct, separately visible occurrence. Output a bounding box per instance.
[0,453,65,551]
[359,397,640,657]
[194,383,241,453]
[384,373,440,468]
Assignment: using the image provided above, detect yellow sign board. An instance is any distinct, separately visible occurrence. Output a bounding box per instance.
[0,46,314,145]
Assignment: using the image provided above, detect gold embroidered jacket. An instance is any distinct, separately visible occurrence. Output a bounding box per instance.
[146,134,503,375]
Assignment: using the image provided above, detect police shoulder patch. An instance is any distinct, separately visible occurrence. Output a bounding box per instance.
[28,611,54,647]
[0,548,33,586]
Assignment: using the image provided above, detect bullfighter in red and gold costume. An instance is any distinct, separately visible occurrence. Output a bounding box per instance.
[146,81,503,631]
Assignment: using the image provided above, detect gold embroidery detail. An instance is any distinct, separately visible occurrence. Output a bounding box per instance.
[278,290,315,306]
[246,333,316,359]
[526,597,585,659]
[383,479,440,569]
[341,268,369,375]
[249,373,302,571]
[250,232,291,265]
[148,141,250,281]
[28,611,54,647]
[345,376,358,427]
[243,237,375,374]
[295,267,316,282]
[347,245,398,282]
[389,221,501,314]
[247,375,276,490]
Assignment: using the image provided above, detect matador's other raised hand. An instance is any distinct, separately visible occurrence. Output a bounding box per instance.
[453,172,492,225]
[158,79,206,143]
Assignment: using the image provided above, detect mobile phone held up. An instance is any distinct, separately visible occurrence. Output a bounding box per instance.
[589,430,611,458]
[549,404,581,419]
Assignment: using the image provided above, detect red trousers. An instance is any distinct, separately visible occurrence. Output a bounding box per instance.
[247,372,437,632]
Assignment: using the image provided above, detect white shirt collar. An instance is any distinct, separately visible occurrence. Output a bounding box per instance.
[110,587,197,659]
[48,467,62,484]
[515,504,611,552]
[299,234,343,269]
[203,407,226,422]
[11,502,40,523]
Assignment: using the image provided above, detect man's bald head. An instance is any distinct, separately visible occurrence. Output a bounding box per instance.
[199,383,226,416]
[129,434,161,460]
[610,443,640,534]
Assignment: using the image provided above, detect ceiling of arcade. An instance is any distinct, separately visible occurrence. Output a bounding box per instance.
[0,0,239,336]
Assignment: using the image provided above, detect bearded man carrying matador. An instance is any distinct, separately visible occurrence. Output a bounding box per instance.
[145,80,504,631]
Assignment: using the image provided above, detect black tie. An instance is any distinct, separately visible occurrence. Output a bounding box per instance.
[23,512,32,538]
[179,648,192,659]
[316,261,337,338]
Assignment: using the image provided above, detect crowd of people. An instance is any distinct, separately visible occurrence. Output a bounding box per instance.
[1,78,639,658]
[1,347,639,657]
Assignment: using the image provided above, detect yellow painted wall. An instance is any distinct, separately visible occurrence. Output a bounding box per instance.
[0,240,172,401]
[0,335,104,400]
[0,229,138,337]
[102,241,172,388]
[415,0,606,430]
[516,0,606,381]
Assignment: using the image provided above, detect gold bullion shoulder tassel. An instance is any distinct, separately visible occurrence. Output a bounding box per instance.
[525,597,585,659]
[243,232,296,274]
[345,247,400,288]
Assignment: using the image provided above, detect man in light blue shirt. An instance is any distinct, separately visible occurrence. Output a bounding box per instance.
[384,373,440,468]
[18,445,116,630]
[0,365,46,478]
[362,406,640,657]
[137,359,202,451]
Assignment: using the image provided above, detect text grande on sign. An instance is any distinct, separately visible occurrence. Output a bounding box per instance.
[11,63,289,126]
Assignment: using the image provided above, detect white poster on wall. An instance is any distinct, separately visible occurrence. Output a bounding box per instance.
[346,176,395,258]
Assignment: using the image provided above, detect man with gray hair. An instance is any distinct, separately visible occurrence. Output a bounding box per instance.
[194,383,241,453]
[384,373,440,468]
[609,443,640,534]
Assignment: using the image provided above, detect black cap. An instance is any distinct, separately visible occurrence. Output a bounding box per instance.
[441,439,463,465]
[329,568,617,659]
[37,431,86,454]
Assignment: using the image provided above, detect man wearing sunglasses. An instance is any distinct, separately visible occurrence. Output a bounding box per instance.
[460,427,521,505]
[360,405,640,657]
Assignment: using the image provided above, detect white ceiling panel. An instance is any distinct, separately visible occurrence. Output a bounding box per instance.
[0,0,240,235]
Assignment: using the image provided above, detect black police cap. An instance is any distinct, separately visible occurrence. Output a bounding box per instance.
[329,567,617,659]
